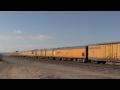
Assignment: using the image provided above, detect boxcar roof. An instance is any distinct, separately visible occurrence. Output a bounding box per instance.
[53,45,87,50]
[35,46,87,50]
[34,45,87,50]
[88,41,120,46]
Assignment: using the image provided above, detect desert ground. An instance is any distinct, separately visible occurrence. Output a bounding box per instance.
[0,56,120,79]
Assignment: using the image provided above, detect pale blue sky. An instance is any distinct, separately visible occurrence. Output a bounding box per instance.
[0,11,120,52]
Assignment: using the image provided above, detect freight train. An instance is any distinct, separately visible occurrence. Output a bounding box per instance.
[10,41,120,64]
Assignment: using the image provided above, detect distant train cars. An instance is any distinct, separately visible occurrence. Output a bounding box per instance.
[51,46,87,62]
[10,41,120,64]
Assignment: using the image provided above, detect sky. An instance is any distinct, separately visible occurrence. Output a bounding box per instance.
[0,11,120,52]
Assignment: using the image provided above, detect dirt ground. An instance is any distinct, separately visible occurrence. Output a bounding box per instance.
[0,56,120,79]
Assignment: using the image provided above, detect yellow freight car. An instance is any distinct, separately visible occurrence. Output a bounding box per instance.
[88,41,120,64]
[45,49,54,59]
[53,46,88,62]
[14,52,17,56]
[41,49,46,58]
[26,50,36,58]
[53,48,72,58]
[36,49,42,58]
[31,50,36,57]
[26,51,30,57]
[20,51,25,57]
[16,51,22,57]
[20,51,24,57]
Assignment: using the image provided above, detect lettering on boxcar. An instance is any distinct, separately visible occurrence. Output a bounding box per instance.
[89,46,101,49]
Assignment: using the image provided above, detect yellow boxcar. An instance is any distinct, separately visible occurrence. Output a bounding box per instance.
[88,41,120,63]
[20,51,23,57]
[14,52,16,56]
[24,51,28,57]
[88,45,105,59]
[36,49,42,57]
[14,52,18,57]
[46,49,53,57]
[21,51,26,57]
[105,43,120,60]
[26,50,36,57]
[32,50,36,57]
[41,49,46,57]
[53,48,72,57]
[11,51,24,57]
[72,48,86,58]
[17,51,22,57]
[26,51,31,57]
[53,46,87,62]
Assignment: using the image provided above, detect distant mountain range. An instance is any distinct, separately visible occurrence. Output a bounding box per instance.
[0,52,10,55]
[0,52,10,53]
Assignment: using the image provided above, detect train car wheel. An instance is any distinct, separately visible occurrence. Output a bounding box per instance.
[97,61,100,64]
[82,59,86,63]
[102,61,106,64]
[77,59,80,63]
